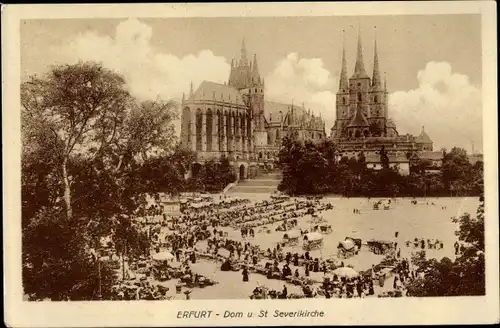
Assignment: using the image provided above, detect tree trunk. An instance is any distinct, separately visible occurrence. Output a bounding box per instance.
[62,157,72,219]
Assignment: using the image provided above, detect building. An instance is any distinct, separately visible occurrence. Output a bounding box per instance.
[365,153,410,175]
[330,31,442,172]
[180,40,327,179]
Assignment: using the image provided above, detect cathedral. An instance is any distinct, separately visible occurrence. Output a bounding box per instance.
[330,33,434,161]
[180,40,327,178]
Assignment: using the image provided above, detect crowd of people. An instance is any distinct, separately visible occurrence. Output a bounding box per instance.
[110,192,464,301]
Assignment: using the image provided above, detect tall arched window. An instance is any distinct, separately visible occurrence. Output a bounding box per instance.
[343,97,346,105]
[374,95,378,103]
[358,93,362,102]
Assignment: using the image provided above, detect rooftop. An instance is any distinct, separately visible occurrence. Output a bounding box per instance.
[189,81,245,106]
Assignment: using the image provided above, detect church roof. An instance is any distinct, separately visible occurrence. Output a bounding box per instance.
[348,106,369,127]
[264,101,306,123]
[418,127,433,143]
[190,81,245,106]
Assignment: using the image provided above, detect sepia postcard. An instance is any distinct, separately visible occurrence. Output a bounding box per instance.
[2,1,499,327]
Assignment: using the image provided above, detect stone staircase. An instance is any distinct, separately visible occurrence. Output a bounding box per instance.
[227,171,282,194]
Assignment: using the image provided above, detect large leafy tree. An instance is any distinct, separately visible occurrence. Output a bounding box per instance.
[442,147,473,196]
[21,62,178,300]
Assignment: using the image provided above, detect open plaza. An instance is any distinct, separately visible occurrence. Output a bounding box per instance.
[106,191,478,300]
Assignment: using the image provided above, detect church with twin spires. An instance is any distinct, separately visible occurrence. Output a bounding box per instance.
[330,32,435,163]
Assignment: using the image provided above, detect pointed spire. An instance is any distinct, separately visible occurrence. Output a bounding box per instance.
[352,27,369,78]
[384,72,387,91]
[189,82,194,98]
[252,53,260,81]
[372,29,382,89]
[339,30,348,92]
[240,38,248,66]
[182,92,185,103]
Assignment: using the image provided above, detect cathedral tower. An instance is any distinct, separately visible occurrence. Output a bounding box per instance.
[335,42,349,137]
[345,29,371,138]
[228,39,266,147]
[368,37,388,137]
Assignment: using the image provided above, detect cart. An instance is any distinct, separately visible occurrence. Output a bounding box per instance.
[367,240,395,255]
[319,224,333,234]
[302,232,323,251]
[337,239,358,259]
[283,230,301,246]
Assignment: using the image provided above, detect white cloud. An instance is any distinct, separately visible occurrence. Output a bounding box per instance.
[389,62,482,153]
[264,53,337,131]
[56,18,231,136]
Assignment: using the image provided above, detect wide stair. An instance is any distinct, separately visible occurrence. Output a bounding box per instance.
[227,171,282,194]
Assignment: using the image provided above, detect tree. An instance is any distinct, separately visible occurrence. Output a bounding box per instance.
[22,62,179,300]
[442,147,472,196]
[22,62,131,220]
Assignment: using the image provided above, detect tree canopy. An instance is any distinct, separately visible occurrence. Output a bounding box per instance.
[21,62,179,300]
[277,138,483,197]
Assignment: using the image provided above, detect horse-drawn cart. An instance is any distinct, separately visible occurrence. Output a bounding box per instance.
[367,239,395,255]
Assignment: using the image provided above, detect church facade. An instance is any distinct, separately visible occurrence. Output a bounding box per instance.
[330,34,435,161]
[180,40,327,178]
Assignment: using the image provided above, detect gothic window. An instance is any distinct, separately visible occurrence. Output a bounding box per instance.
[255,88,257,92]
[358,93,362,102]
[357,83,361,86]
[374,95,378,103]
[343,97,346,105]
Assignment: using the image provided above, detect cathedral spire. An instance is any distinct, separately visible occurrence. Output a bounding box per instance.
[189,81,194,98]
[372,30,382,88]
[240,38,248,66]
[252,53,260,81]
[384,72,387,91]
[338,32,348,92]
[352,27,369,78]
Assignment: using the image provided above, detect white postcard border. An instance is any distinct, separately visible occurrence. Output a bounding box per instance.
[2,2,499,327]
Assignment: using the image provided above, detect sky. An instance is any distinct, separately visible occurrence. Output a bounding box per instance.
[20,15,483,153]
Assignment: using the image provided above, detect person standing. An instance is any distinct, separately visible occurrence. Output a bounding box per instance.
[454,241,460,254]
[242,266,249,282]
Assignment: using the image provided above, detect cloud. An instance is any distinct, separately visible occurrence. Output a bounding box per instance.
[389,62,482,153]
[264,53,337,130]
[56,18,231,136]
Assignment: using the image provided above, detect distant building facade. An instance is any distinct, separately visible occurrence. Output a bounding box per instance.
[180,40,326,179]
[330,32,442,172]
